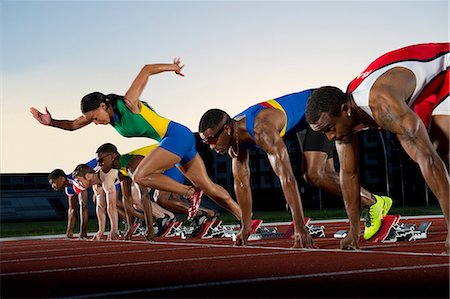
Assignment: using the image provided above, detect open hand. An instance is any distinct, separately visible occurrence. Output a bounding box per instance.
[173,57,185,77]
[30,106,52,125]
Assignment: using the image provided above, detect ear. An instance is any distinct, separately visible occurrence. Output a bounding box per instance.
[99,102,108,110]
[341,103,352,116]
[224,124,232,136]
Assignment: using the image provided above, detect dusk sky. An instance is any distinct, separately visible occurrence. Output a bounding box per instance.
[1,0,448,173]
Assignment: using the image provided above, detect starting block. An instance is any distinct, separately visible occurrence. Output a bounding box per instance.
[332,215,432,243]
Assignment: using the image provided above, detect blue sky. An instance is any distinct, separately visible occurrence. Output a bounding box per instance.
[1,0,448,173]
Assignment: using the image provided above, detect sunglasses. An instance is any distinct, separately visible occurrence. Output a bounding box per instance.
[202,126,225,145]
[96,153,113,164]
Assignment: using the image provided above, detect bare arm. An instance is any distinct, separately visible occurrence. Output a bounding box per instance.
[123,58,184,113]
[30,106,91,131]
[78,190,89,238]
[101,170,120,240]
[335,138,361,249]
[254,115,313,248]
[372,84,449,225]
[231,150,252,245]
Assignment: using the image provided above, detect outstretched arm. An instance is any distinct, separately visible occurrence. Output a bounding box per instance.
[232,150,252,246]
[335,138,361,250]
[254,116,313,248]
[372,87,450,230]
[30,106,91,131]
[124,58,184,113]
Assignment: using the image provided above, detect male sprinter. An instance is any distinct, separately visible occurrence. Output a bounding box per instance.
[48,169,89,238]
[305,43,449,252]
[73,164,122,240]
[199,91,392,247]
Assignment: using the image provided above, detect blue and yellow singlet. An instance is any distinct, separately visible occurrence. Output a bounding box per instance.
[234,89,312,138]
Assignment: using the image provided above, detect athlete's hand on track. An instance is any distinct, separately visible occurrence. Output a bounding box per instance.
[173,57,184,77]
[30,106,52,125]
[108,230,120,241]
[91,231,104,241]
[340,232,360,250]
[234,227,251,246]
[292,226,316,249]
[145,231,155,242]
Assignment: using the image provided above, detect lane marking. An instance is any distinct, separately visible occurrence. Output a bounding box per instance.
[62,263,450,299]
[0,247,192,264]
[1,251,307,276]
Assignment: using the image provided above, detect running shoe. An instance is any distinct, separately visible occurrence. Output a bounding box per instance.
[381,196,393,217]
[155,214,178,237]
[187,188,203,220]
[363,194,384,240]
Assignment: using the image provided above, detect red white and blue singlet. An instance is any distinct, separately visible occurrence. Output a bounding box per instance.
[347,43,450,127]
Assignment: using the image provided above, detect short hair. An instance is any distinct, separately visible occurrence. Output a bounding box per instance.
[198,109,231,132]
[72,164,95,178]
[96,143,118,154]
[48,169,66,181]
[305,86,347,124]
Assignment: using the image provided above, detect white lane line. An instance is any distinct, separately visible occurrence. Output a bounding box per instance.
[62,263,450,299]
[1,251,308,277]
[0,244,142,255]
[0,246,193,264]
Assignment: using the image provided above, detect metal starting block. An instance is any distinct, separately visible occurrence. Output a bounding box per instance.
[332,215,432,243]
[382,221,432,243]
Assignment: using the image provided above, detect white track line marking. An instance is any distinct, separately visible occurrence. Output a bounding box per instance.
[62,263,449,299]
[1,251,307,277]
[0,247,192,264]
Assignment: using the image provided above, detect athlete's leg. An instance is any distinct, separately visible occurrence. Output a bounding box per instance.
[133,147,192,196]
[180,154,241,220]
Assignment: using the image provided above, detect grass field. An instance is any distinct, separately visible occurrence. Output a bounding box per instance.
[0,206,443,238]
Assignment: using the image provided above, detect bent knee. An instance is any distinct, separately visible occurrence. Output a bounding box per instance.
[303,170,323,187]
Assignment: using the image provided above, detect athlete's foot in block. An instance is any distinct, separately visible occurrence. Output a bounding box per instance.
[234,228,251,246]
[340,234,360,250]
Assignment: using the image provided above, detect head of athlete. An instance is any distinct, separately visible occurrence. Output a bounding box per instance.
[306,86,356,143]
[199,109,235,155]
[96,143,120,173]
[72,164,96,189]
[48,169,68,191]
[80,92,118,125]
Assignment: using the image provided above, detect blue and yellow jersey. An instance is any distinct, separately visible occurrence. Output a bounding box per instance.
[234,89,312,138]
[112,99,171,142]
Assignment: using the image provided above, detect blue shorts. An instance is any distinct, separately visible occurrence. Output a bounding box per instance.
[160,121,198,165]
[163,166,186,184]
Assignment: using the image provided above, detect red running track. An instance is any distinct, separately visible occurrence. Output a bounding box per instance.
[1,216,448,298]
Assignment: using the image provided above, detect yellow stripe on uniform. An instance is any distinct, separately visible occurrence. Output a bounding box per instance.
[127,144,159,156]
[139,103,171,139]
[266,99,287,137]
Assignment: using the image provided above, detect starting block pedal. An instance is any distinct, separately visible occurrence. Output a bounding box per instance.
[285,218,325,239]
[164,221,183,237]
[372,215,400,243]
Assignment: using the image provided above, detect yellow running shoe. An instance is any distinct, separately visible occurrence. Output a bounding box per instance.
[381,196,393,217]
[363,194,384,240]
